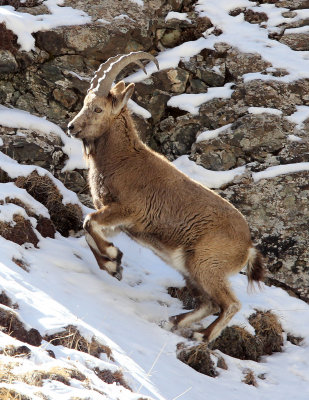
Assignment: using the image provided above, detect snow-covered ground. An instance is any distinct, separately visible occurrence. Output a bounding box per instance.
[1,0,309,399]
[1,150,309,400]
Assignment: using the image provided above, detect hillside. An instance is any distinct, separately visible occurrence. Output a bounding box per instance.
[0,0,309,399]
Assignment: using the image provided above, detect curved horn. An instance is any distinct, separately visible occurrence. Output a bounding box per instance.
[91,51,159,97]
[88,54,123,92]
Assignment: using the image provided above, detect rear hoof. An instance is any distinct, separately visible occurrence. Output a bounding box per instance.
[192,331,209,344]
[159,319,174,331]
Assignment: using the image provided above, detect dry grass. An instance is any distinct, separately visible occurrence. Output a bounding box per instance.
[0,215,39,247]
[44,325,113,360]
[0,22,19,53]
[94,368,131,391]
[0,388,31,400]
[242,369,258,387]
[15,172,83,236]
[177,342,219,377]
[249,310,283,354]
[0,306,42,347]
[0,197,56,239]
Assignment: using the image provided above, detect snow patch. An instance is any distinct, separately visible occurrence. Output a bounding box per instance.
[173,155,246,188]
[0,2,91,52]
[248,107,283,116]
[167,83,234,115]
[253,162,309,182]
[165,12,191,23]
[0,106,86,171]
[196,124,232,143]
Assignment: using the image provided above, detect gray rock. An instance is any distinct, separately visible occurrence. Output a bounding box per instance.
[0,50,18,73]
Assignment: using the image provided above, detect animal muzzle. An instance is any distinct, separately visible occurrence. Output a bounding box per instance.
[67,122,81,138]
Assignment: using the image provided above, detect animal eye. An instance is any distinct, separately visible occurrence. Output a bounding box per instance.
[94,107,102,113]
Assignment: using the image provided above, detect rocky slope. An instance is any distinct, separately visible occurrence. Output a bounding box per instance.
[1,0,308,301]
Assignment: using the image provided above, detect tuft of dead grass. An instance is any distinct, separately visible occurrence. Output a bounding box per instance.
[0,388,31,400]
[22,367,87,387]
[0,215,39,247]
[0,22,19,53]
[249,310,283,355]
[44,325,113,360]
[94,368,132,391]
[15,171,82,236]
[0,306,42,347]
[211,325,263,361]
[177,342,219,377]
[242,368,258,387]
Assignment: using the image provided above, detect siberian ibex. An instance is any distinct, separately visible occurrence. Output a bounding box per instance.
[68,52,264,344]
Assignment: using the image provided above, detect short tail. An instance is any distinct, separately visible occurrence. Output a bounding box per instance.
[246,247,264,290]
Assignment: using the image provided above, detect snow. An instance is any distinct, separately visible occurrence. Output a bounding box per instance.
[127,0,309,84]
[0,182,50,218]
[196,124,232,143]
[173,155,246,189]
[167,83,234,115]
[165,12,191,23]
[1,161,309,399]
[286,106,309,129]
[248,107,283,116]
[0,1,91,52]
[0,106,86,171]
[0,151,86,210]
[287,134,302,142]
[253,162,309,182]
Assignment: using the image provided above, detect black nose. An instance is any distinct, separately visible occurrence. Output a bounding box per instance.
[68,123,74,131]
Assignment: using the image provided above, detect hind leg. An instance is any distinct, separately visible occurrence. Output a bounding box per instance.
[193,277,241,343]
[169,299,219,328]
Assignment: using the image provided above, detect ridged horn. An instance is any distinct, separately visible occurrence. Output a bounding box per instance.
[90,51,159,97]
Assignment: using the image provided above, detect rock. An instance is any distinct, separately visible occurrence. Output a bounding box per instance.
[232,80,304,113]
[0,50,18,73]
[280,32,309,51]
[15,171,83,236]
[161,28,182,47]
[219,171,309,302]
[53,88,78,109]
[277,0,309,10]
[225,48,271,79]
[244,9,268,24]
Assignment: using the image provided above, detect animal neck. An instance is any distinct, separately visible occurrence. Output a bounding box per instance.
[87,107,143,172]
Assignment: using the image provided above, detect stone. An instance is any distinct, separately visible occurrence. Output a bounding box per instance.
[53,88,78,109]
[0,50,18,73]
[161,28,182,47]
[280,32,309,51]
[225,48,271,80]
[219,171,309,302]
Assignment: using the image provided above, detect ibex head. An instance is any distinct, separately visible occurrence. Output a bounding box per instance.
[68,52,159,154]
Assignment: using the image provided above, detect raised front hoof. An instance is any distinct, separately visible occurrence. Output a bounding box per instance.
[100,260,123,281]
[112,265,123,281]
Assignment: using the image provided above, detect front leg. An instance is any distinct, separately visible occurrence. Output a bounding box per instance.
[84,203,130,280]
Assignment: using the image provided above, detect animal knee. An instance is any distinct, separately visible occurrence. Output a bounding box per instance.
[83,214,92,232]
[227,301,241,316]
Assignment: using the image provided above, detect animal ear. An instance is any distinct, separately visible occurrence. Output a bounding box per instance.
[111,81,126,96]
[111,82,135,114]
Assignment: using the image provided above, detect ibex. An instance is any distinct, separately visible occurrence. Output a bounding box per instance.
[68,52,264,344]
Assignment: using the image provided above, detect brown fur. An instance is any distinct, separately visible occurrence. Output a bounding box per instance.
[68,79,264,344]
